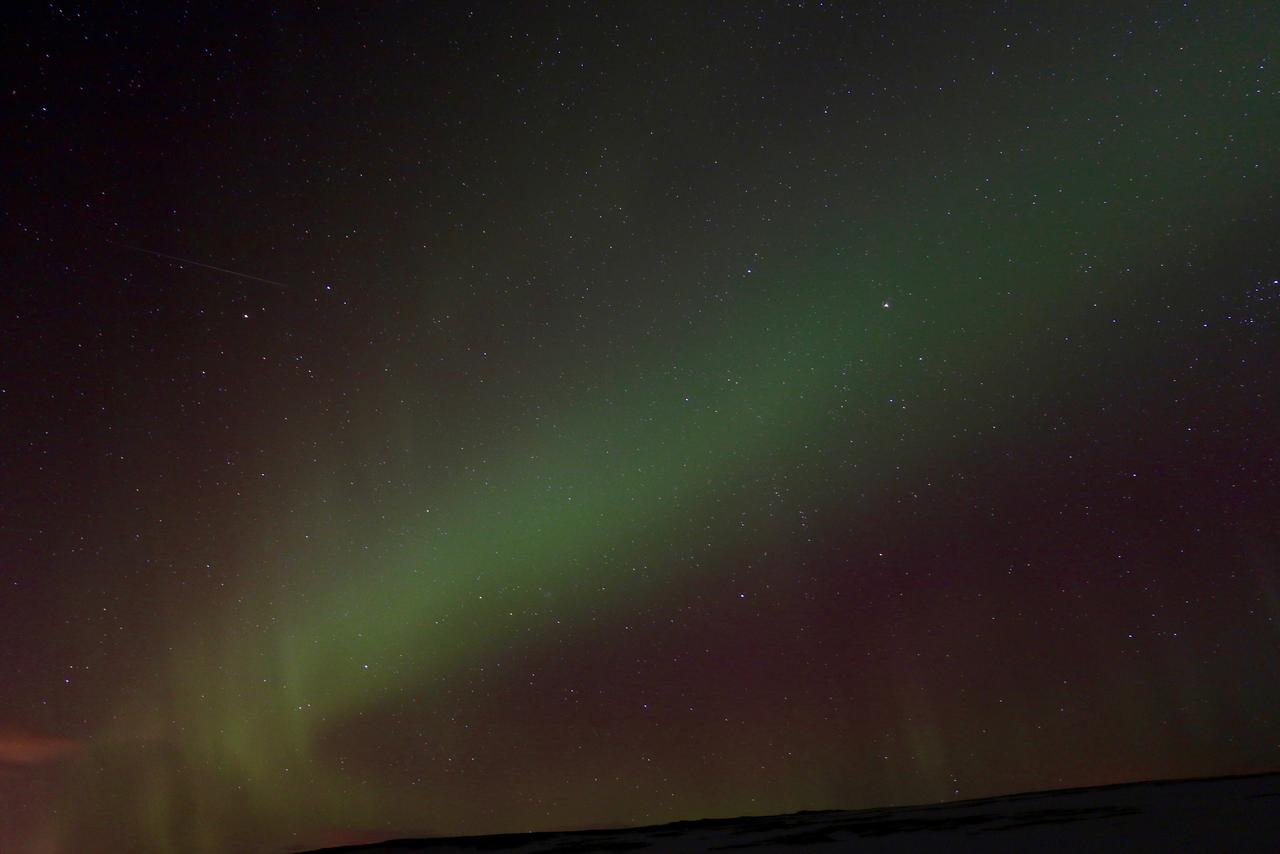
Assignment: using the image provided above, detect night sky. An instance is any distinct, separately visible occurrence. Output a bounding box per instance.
[3,2,1279,852]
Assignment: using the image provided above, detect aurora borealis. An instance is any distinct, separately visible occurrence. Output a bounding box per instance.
[3,2,1279,851]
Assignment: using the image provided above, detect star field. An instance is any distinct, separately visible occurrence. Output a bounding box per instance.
[2,3,1278,852]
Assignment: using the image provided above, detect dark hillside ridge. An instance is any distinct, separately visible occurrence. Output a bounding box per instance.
[298,770,1280,853]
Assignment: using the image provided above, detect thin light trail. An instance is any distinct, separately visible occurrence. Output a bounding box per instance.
[107,239,290,287]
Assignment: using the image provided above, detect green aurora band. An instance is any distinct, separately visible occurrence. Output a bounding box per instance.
[58,8,1277,851]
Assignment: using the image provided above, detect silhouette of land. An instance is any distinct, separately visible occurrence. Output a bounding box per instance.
[296,771,1280,853]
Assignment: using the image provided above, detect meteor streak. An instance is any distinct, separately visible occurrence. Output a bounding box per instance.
[107,240,290,287]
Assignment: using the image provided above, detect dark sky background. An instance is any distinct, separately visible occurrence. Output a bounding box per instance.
[3,2,1278,852]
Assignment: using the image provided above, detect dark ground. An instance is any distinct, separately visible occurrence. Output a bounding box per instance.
[297,771,1280,853]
